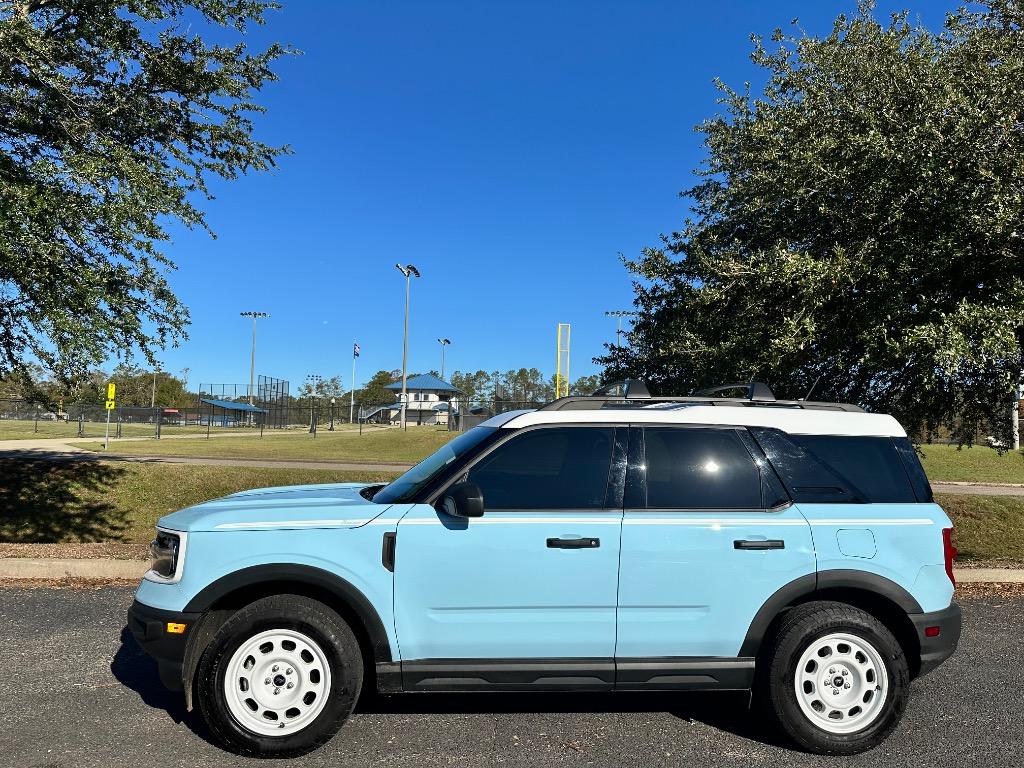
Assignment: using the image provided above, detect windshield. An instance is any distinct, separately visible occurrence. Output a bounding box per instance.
[372,427,499,504]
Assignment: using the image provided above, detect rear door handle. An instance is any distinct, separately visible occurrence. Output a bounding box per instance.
[734,539,785,550]
[547,537,600,549]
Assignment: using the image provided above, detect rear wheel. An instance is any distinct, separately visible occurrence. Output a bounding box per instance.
[196,595,363,758]
[758,601,909,754]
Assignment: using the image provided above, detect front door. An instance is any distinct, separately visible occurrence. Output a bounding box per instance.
[393,425,625,689]
[616,425,815,667]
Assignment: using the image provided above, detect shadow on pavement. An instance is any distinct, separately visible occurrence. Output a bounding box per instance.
[0,457,128,542]
[110,626,215,744]
[109,630,790,753]
[359,689,791,749]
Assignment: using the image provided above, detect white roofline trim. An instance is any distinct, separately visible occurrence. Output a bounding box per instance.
[495,406,906,438]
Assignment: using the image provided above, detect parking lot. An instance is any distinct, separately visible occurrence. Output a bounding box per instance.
[0,586,1018,768]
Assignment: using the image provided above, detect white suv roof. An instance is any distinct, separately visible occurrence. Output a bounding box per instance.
[491,405,905,438]
[478,380,905,438]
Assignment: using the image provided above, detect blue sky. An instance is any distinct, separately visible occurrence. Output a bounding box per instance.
[156,0,949,392]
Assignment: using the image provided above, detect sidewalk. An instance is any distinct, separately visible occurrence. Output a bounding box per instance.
[0,557,1021,582]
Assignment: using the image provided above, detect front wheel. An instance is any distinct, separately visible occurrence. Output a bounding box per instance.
[196,595,363,758]
[758,601,909,755]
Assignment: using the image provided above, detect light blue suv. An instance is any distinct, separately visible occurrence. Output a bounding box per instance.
[128,381,960,757]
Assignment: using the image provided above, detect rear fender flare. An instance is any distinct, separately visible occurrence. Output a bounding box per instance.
[739,569,923,657]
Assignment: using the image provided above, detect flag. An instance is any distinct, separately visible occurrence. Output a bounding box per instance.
[353,342,360,358]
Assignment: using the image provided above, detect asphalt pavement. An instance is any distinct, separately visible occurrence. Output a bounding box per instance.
[0,587,1020,768]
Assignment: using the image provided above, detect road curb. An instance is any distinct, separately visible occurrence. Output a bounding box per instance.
[0,558,149,580]
[0,558,1022,583]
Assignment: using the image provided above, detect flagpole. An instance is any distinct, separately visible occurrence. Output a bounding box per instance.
[349,342,357,424]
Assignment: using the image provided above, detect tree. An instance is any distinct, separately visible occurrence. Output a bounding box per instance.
[449,370,492,401]
[106,364,191,407]
[570,374,603,396]
[0,1,289,391]
[357,370,399,405]
[600,1,1024,443]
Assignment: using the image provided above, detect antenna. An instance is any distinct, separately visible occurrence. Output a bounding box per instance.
[803,375,823,401]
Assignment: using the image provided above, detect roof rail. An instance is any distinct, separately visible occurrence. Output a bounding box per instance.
[694,381,775,402]
[590,379,651,399]
[539,379,863,413]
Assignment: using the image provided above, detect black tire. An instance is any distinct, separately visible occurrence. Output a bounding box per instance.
[195,594,363,758]
[756,600,909,755]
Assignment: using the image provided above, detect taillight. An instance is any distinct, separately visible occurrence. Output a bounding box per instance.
[942,527,958,586]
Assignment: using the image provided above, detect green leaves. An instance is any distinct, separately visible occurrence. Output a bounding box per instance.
[602,1,1024,443]
[0,1,290,390]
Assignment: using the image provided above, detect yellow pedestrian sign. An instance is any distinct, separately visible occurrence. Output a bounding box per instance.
[104,382,116,449]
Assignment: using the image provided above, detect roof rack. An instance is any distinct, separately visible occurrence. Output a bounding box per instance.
[539,379,864,413]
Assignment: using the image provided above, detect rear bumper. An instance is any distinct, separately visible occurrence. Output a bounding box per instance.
[911,601,962,677]
[128,600,201,690]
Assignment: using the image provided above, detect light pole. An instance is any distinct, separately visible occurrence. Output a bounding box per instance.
[329,397,336,431]
[437,338,451,379]
[605,310,633,346]
[396,264,421,429]
[305,374,322,435]
[240,311,269,406]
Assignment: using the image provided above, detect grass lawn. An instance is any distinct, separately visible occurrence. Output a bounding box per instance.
[936,493,1024,565]
[919,444,1024,484]
[0,418,254,441]
[0,459,399,545]
[71,427,455,465]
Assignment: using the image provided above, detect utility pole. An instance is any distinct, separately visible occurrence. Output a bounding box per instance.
[151,367,159,408]
[396,264,421,429]
[438,338,451,379]
[240,311,269,405]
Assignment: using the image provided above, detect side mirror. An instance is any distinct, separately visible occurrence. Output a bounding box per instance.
[439,481,484,518]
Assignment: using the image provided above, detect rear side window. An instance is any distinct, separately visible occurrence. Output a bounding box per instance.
[893,438,933,502]
[749,428,862,504]
[468,426,614,509]
[791,435,917,503]
[642,427,762,509]
[751,428,918,504]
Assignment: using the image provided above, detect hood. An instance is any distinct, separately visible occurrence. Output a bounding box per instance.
[158,482,390,533]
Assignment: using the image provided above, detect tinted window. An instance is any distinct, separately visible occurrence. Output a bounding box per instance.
[791,435,916,503]
[894,438,933,502]
[468,427,614,509]
[643,428,762,509]
[748,427,860,504]
[373,427,501,503]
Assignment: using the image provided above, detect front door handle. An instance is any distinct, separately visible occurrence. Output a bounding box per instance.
[734,539,785,550]
[547,537,600,549]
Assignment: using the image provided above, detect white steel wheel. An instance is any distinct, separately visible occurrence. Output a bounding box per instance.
[223,628,333,737]
[794,632,888,734]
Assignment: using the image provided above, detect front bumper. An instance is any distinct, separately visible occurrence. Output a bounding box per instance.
[911,601,962,677]
[128,600,201,690]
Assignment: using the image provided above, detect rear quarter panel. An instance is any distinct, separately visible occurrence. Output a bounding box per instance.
[796,502,954,612]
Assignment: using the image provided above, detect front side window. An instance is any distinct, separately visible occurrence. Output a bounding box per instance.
[467,426,615,509]
[642,427,762,509]
[372,426,500,504]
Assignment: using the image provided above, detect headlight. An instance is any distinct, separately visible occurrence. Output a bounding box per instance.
[145,528,187,583]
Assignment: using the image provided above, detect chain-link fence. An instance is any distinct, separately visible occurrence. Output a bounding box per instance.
[1,396,547,439]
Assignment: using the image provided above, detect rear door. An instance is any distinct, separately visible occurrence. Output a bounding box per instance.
[616,425,815,666]
[393,425,626,686]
